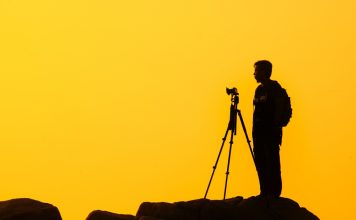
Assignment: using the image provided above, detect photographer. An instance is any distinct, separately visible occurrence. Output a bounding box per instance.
[252,60,284,198]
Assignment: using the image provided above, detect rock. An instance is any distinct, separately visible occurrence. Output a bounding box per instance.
[237,196,319,220]
[0,198,61,220]
[86,210,135,220]
[136,197,243,220]
[136,196,319,220]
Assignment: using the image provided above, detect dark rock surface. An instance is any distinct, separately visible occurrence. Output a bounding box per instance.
[86,210,135,220]
[135,196,319,220]
[0,196,318,220]
[0,198,61,220]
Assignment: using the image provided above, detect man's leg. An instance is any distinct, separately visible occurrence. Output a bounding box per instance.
[268,145,282,197]
[253,141,268,196]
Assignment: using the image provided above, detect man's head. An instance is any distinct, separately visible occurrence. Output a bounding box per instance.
[254,60,272,84]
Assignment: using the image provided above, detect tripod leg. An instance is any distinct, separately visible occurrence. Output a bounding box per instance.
[237,110,256,166]
[204,127,230,199]
[223,128,235,200]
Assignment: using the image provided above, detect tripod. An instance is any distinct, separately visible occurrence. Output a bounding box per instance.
[204,92,256,200]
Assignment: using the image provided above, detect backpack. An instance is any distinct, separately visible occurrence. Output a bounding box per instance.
[274,87,292,127]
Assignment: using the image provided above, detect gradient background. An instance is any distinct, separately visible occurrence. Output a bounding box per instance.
[1,1,355,219]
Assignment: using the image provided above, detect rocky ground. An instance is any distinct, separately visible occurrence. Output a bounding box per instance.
[0,196,319,220]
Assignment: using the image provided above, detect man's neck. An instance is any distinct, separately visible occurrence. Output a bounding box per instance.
[261,78,272,86]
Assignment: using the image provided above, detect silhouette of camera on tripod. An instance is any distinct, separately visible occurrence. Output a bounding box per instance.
[204,87,256,200]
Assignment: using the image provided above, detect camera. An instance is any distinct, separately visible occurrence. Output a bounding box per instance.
[226,87,238,96]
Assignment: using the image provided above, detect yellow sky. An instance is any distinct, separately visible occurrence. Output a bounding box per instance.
[1,1,355,219]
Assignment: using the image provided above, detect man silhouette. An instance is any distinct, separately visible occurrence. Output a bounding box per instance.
[252,60,284,198]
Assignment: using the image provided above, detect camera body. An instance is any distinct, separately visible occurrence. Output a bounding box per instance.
[226,87,238,96]
[226,87,239,104]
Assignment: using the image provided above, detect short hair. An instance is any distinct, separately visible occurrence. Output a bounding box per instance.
[254,60,272,78]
